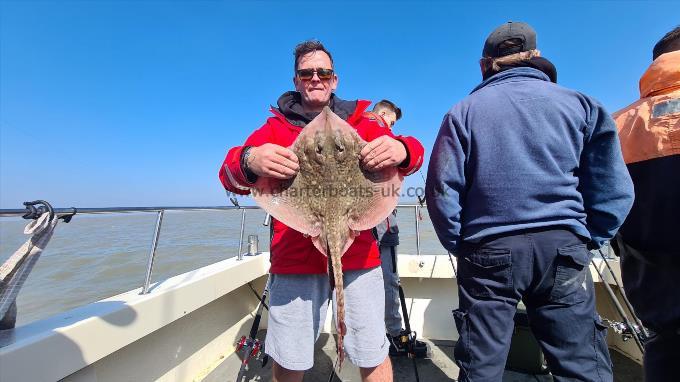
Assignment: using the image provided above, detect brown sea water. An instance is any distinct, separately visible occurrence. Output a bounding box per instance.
[0,207,445,326]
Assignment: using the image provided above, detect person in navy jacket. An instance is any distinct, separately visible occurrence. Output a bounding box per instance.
[426,22,633,382]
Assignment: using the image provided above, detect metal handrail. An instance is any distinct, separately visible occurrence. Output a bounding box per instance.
[0,201,647,349]
[1,203,427,293]
[0,204,429,218]
[237,209,246,261]
[0,205,263,218]
[141,210,164,294]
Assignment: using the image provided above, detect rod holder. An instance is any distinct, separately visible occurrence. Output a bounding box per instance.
[237,209,246,260]
[248,235,259,256]
[414,205,424,267]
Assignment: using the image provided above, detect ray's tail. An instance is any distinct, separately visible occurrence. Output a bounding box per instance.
[326,235,346,370]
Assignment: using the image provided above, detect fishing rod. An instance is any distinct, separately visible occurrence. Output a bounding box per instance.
[392,247,421,382]
[235,276,271,382]
[597,248,650,340]
[235,212,273,381]
[414,170,427,269]
[416,170,427,209]
[405,171,425,379]
[417,168,459,274]
[247,282,269,311]
[591,258,646,354]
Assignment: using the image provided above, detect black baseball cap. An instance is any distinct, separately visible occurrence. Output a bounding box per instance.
[483,21,537,58]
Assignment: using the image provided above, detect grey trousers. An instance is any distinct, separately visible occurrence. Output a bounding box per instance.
[379,245,403,336]
[264,268,388,370]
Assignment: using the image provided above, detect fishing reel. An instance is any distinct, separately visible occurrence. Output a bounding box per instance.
[236,336,269,367]
[602,318,646,342]
[397,330,420,359]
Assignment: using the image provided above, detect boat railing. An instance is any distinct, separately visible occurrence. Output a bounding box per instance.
[0,203,428,295]
[0,202,650,351]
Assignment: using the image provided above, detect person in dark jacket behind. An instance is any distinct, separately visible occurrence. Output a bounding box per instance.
[365,100,428,358]
[425,21,634,382]
[613,25,680,382]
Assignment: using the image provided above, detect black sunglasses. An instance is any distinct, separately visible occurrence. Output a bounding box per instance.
[296,68,334,80]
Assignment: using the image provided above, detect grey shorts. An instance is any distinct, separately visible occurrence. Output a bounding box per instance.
[264,266,388,370]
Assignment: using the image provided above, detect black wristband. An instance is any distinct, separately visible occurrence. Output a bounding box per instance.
[240,146,259,184]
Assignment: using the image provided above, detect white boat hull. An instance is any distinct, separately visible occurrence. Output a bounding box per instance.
[0,252,641,382]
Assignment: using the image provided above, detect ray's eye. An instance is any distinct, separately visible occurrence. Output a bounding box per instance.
[316,144,323,154]
[333,133,346,154]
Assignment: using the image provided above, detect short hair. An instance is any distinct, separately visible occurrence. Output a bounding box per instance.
[294,40,334,72]
[372,99,402,121]
[653,25,680,60]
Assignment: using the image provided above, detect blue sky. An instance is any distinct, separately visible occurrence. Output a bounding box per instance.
[1,0,678,208]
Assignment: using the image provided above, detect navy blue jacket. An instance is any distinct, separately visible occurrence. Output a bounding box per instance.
[425,67,634,252]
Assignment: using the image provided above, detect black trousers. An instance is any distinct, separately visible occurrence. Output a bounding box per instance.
[454,228,612,382]
[619,238,680,382]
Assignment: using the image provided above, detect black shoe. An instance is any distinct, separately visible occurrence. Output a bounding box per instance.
[387,330,429,358]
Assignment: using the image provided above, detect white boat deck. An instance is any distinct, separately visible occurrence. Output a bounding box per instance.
[0,253,646,382]
[203,330,642,382]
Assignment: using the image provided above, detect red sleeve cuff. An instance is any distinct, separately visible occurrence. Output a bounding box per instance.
[218,146,253,195]
[395,136,425,176]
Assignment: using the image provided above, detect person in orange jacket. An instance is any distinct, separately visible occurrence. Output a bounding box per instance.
[613,26,680,382]
[219,40,424,382]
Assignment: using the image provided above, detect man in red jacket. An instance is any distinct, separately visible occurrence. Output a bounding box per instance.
[219,40,424,382]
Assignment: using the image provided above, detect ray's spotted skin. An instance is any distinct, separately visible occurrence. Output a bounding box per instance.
[252,107,402,367]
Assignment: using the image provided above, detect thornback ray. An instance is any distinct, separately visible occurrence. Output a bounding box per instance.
[251,106,403,368]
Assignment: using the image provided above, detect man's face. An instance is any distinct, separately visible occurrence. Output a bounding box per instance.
[293,50,338,110]
[376,108,397,128]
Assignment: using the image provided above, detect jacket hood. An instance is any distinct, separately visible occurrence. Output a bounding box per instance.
[640,50,680,98]
[275,91,358,127]
[471,67,551,94]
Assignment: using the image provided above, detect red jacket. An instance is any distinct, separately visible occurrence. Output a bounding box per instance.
[219,100,425,274]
